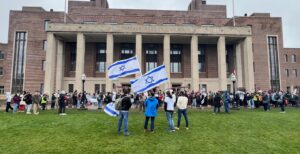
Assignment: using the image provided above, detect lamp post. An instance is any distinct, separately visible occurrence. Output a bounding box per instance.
[230,73,237,108]
[81,73,86,93]
[81,74,87,109]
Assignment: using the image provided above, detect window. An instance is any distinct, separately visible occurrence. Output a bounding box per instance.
[201,84,207,92]
[0,67,3,75]
[120,43,134,60]
[0,50,4,59]
[170,44,182,73]
[101,84,106,93]
[95,84,100,93]
[292,69,298,77]
[42,60,46,71]
[268,36,280,91]
[291,54,296,63]
[69,43,76,71]
[40,83,44,94]
[68,84,74,93]
[43,40,47,51]
[12,32,27,93]
[44,20,50,31]
[96,43,106,73]
[198,45,206,72]
[145,44,158,72]
[284,54,288,62]
[285,69,289,77]
[0,86,4,94]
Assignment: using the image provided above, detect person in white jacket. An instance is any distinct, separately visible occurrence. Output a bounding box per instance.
[164,91,176,132]
[5,92,13,112]
[175,91,189,130]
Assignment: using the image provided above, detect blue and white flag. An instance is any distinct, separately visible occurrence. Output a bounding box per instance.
[104,103,119,117]
[108,56,141,80]
[131,65,169,94]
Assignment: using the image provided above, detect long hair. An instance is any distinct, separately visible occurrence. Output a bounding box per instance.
[166,91,172,99]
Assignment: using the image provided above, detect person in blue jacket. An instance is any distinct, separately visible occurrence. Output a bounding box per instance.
[144,92,159,133]
[224,91,231,113]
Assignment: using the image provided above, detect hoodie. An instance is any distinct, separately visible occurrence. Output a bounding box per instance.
[144,97,159,117]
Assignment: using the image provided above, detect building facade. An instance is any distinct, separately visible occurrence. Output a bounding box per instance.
[0,0,299,95]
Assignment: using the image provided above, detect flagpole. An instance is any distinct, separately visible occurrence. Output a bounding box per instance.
[232,0,236,27]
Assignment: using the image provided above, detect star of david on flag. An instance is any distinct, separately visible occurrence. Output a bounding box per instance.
[131,65,169,94]
[108,56,141,80]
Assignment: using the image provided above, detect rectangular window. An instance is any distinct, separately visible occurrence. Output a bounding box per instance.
[291,55,297,63]
[44,20,50,31]
[198,45,206,72]
[101,84,106,93]
[69,43,76,71]
[42,60,46,71]
[40,83,44,94]
[43,40,47,51]
[96,43,106,72]
[0,67,3,75]
[0,50,4,59]
[170,44,182,73]
[95,84,100,93]
[121,43,134,60]
[292,69,298,77]
[268,36,280,91]
[145,44,158,72]
[12,32,27,94]
[68,84,74,93]
[284,54,288,62]
[201,84,207,92]
[285,69,289,77]
[0,86,4,94]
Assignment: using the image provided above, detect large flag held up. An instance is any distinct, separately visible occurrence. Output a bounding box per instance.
[108,56,141,80]
[131,65,169,94]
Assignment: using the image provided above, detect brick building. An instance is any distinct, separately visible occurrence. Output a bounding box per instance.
[0,0,299,95]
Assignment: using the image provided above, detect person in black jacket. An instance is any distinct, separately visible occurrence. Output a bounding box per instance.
[58,91,67,116]
[25,92,33,114]
[213,92,222,114]
[117,89,132,136]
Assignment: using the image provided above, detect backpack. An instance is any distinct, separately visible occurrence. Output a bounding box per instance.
[263,94,269,101]
[115,98,123,111]
[275,93,280,100]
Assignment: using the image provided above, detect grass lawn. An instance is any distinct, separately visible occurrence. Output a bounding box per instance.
[0,107,299,154]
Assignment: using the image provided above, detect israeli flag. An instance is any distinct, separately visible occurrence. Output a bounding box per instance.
[104,103,119,117]
[108,56,141,80]
[131,65,169,94]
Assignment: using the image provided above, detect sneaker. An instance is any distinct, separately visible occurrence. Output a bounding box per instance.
[144,129,148,133]
[170,129,176,132]
[26,112,32,115]
[124,132,130,136]
[150,130,155,133]
[174,127,180,130]
[186,127,189,130]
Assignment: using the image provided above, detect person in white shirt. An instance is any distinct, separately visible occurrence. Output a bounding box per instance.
[164,91,176,132]
[5,92,13,112]
[175,91,189,130]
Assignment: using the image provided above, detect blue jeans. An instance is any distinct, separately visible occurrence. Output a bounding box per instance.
[118,111,129,134]
[224,102,230,113]
[177,109,188,128]
[98,100,102,109]
[214,106,220,113]
[13,103,19,113]
[144,117,155,131]
[166,111,175,130]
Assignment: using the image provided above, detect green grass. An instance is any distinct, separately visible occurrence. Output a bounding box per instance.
[0,107,299,154]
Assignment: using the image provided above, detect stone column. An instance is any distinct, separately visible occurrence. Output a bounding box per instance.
[55,40,64,91]
[75,33,85,92]
[191,35,199,91]
[106,33,114,92]
[135,34,142,77]
[235,42,243,88]
[243,36,255,92]
[163,34,171,89]
[44,32,57,94]
[217,36,227,91]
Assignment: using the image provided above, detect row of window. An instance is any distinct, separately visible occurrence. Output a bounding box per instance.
[81,21,214,27]
[284,54,297,63]
[285,69,298,78]
[68,84,106,93]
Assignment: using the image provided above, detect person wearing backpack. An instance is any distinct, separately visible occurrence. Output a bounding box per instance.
[24,92,33,114]
[117,89,132,136]
[144,92,159,133]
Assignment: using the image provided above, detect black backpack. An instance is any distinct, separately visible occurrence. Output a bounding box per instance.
[275,93,280,100]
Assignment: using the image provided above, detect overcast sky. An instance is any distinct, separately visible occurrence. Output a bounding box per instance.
[0,0,299,48]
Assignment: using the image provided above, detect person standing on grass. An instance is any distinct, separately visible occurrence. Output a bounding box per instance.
[262,91,270,112]
[51,93,56,109]
[213,92,221,114]
[58,91,67,116]
[164,91,176,132]
[24,92,33,114]
[223,92,230,113]
[278,91,286,113]
[12,94,21,113]
[144,92,159,133]
[41,94,48,110]
[175,91,189,130]
[32,91,40,115]
[117,89,132,136]
[5,92,13,113]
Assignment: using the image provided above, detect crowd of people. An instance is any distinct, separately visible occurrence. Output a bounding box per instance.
[3,88,299,136]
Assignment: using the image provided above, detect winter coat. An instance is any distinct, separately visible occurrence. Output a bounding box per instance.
[144,97,159,117]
